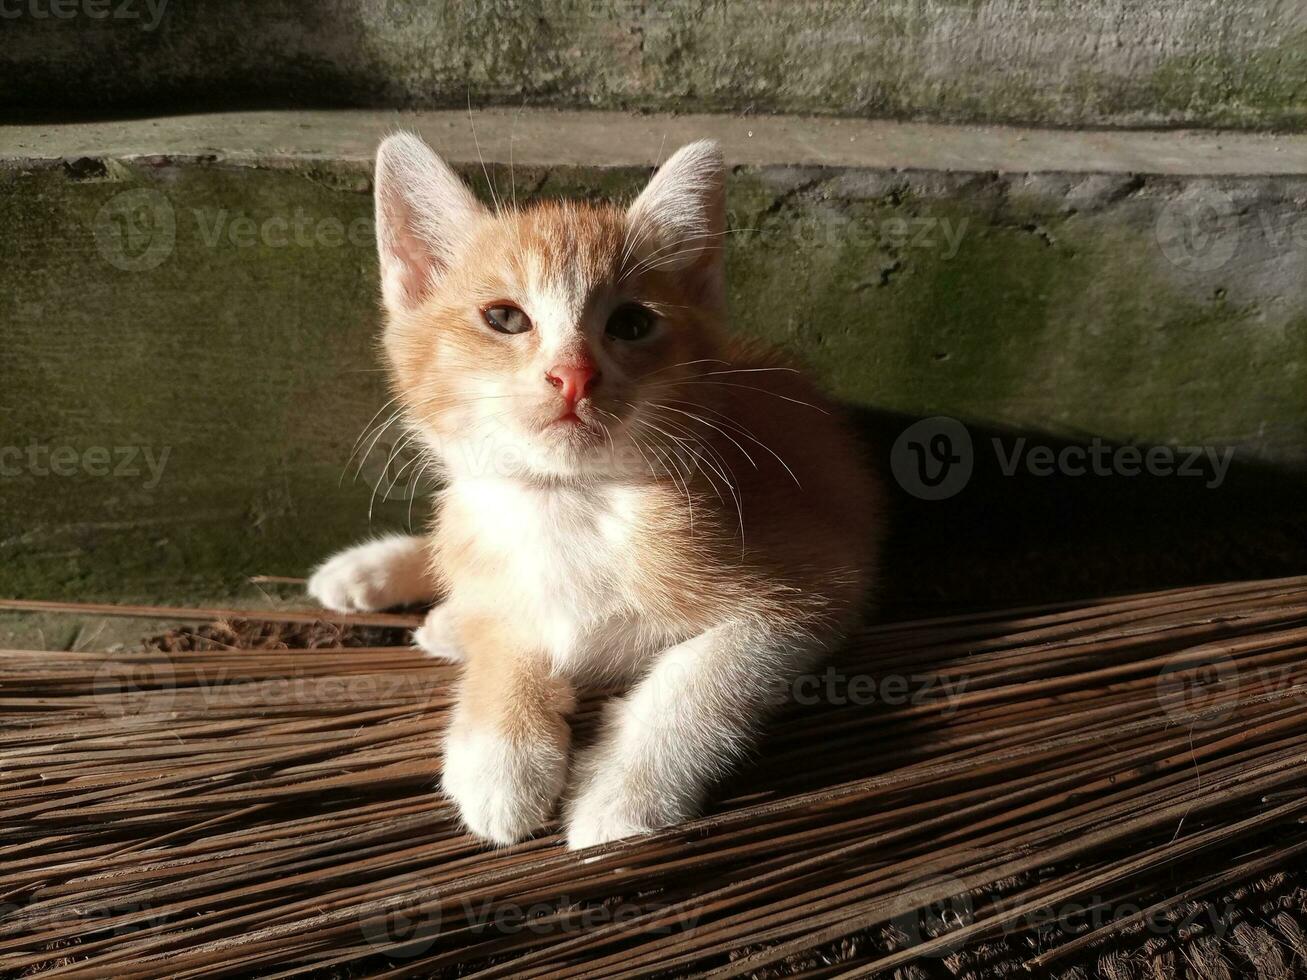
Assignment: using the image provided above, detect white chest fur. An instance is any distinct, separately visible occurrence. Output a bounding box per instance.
[441,478,657,677]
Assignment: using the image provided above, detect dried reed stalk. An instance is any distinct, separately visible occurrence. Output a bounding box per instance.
[2,577,1307,977]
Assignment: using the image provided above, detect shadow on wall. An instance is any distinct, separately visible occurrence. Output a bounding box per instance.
[849,407,1307,617]
[0,1,385,120]
[0,2,582,121]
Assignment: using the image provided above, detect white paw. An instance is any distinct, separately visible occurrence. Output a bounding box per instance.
[565,765,690,851]
[412,604,463,661]
[442,727,568,846]
[306,535,434,612]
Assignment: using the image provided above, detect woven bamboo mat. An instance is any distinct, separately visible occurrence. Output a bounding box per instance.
[4,577,1307,978]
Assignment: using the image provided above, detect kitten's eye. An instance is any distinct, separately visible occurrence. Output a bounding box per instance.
[606,304,656,342]
[482,304,532,335]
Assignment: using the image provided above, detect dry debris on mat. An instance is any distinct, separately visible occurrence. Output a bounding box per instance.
[3,577,1307,978]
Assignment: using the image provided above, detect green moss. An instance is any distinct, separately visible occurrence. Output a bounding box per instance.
[2,161,1305,602]
[1147,31,1307,130]
[726,177,1307,453]
[0,163,406,602]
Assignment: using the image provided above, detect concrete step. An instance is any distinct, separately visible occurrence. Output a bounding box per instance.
[3,1,1304,131]
[3,109,1306,608]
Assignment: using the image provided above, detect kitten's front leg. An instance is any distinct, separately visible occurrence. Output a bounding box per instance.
[412,603,464,661]
[307,534,437,612]
[443,619,575,845]
[566,623,801,850]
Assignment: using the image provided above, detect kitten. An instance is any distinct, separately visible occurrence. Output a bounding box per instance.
[308,133,884,849]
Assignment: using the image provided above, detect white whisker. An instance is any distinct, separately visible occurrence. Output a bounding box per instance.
[467,93,502,215]
[650,379,830,414]
[654,398,803,489]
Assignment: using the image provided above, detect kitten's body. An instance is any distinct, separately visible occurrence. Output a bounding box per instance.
[309,136,883,849]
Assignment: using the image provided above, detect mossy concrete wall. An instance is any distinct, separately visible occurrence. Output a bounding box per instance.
[2,113,1307,606]
[2,0,1305,131]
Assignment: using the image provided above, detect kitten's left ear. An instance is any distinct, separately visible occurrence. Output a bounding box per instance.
[626,140,726,304]
[374,132,487,315]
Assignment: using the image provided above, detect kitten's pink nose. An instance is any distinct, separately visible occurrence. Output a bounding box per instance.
[546,362,599,407]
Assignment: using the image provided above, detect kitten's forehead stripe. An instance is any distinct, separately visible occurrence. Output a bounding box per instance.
[513,203,627,327]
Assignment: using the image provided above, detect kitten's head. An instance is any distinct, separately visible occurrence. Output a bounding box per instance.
[373,133,728,481]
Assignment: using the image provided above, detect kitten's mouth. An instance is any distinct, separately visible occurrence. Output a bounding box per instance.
[538,408,609,449]
[545,405,603,431]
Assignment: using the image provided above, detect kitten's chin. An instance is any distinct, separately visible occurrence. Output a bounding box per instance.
[435,422,632,483]
[526,424,622,480]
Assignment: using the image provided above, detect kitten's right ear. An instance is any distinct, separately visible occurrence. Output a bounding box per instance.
[374,133,486,314]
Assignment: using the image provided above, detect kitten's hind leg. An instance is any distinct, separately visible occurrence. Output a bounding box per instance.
[306,533,437,612]
[565,622,805,850]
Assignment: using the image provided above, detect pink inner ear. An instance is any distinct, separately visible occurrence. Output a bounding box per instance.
[374,134,490,314]
[386,224,434,309]
[377,173,443,312]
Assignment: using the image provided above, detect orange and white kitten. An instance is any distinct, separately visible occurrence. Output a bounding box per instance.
[309,133,884,849]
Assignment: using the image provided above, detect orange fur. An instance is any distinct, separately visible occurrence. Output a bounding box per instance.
[312,135,885,847]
